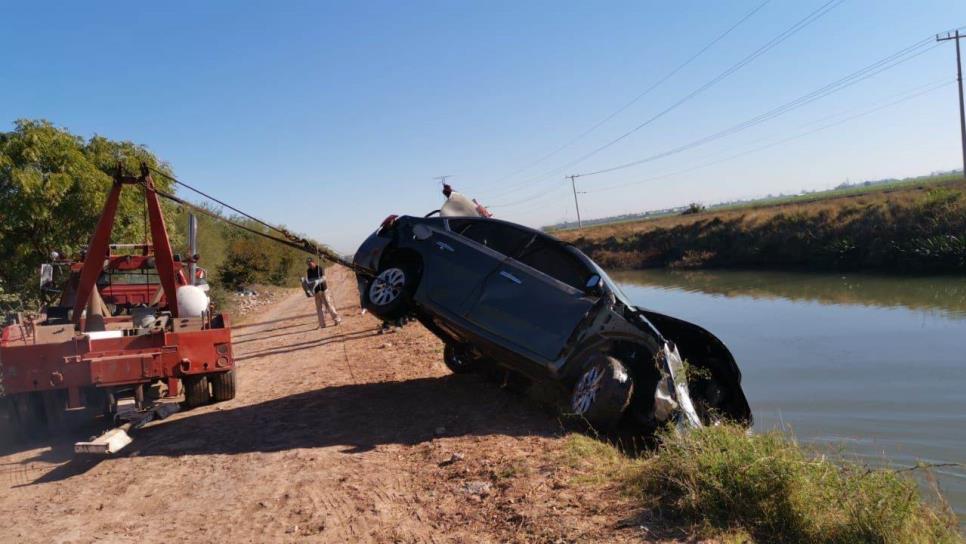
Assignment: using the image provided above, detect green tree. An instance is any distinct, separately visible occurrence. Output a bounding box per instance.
[215,219,307,289]
[0,119,178,305]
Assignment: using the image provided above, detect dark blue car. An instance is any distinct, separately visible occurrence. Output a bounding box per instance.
[354,213,751,431]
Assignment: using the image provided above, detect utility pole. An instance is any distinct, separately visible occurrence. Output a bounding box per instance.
[937,29,966,178]
[567,175,585,230]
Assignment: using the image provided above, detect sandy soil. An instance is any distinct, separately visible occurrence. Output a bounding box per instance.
[0,267,667,543]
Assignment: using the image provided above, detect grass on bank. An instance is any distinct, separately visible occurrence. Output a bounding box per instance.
[563,425,961,544]
[558,177,966,273]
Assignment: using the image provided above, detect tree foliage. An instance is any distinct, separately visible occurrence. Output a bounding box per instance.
[215,220,305,289]
[0,119,177,304]
[1,119,320,311]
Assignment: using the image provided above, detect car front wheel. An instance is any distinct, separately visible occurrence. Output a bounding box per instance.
[570,354,634,431]
[365,261,418,320]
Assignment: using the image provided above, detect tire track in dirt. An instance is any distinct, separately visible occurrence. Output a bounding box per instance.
[0,266,659,543]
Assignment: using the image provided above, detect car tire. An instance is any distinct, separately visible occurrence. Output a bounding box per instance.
[443,344,480,374]
[365,261,418,320]
[183,375,211,408]
[210,370,236,402]
[570,354,634,431]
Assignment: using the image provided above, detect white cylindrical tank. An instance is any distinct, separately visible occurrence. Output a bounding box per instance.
[177,285,209,317]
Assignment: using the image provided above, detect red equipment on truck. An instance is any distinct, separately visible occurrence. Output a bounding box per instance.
[0,165,235,433]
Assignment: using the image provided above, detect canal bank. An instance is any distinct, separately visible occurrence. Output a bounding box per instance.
[560,178,966,274]
[613,268,966,524]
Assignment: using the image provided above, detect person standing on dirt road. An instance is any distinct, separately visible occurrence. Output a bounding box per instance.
[307,258,341,328]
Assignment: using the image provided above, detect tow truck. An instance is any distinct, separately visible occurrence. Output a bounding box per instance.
[0,166,235,446]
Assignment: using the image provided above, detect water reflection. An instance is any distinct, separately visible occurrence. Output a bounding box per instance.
[614,268,966,521]
[612,269,966,319]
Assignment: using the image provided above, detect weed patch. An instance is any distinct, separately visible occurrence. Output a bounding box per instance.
[564,427,962,543]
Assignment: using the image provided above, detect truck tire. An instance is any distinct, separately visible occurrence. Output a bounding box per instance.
[183,376,210,408]
[364,261,418,321]
[443,344,479,374]
[569,354,634,432]
[210,370,236,402]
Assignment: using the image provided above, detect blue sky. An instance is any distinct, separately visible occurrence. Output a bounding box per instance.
[2,1,965,252]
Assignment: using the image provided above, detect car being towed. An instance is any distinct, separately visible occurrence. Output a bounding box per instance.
[354,212,752,431]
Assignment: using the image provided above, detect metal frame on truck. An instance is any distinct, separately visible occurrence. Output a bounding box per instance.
[0,165,236,433]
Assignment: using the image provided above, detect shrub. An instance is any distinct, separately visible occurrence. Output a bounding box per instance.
[624,425,961,543]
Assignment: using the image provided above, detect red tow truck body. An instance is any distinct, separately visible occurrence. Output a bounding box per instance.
[0,166,235,430]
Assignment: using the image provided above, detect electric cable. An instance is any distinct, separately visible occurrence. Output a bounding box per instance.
[485,0,772,192]
[489,0,845,193]
[577,38,940,178]
[589,78,954,194]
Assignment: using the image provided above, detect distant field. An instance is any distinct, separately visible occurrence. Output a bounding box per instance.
[557,174,966,273]
[548,172,963,234]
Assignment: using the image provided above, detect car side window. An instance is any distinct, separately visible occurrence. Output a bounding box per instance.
[448,219,534,257]
[515,238,590,290]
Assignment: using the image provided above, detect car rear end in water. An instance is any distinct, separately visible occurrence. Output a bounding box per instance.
[354,213,751,432]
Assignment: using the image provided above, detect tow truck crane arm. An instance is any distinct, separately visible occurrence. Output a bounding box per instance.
[144,167,370,276]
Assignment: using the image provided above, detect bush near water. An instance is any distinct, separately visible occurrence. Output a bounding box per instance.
[565,425,962,543]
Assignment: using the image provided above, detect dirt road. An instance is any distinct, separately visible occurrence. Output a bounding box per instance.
[0,267,654,543]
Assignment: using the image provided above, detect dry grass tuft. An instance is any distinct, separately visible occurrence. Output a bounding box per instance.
[565,426,962,543]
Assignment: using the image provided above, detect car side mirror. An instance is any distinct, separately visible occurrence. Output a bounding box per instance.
[585,274,603,296]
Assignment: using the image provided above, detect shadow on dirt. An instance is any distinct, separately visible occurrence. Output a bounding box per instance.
[130,373,562,459]
[232,325,323,345]
[232,313,317,330]
[233,321,316,340]
[8,373,563,485]
[234,328,383,361]
[0,416,114,486]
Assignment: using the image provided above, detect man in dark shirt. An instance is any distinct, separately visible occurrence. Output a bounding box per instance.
[307,258,341,328]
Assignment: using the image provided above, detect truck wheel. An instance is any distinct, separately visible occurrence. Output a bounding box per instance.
[183,376,210,407]
[210,370,236,402]
[10,393,46,439]
[364,261,418,320]
[570,355,634,431]
[443,344,479,374]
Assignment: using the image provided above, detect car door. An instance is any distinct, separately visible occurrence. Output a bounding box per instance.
[465,236,597,361]
[419,218,532,316]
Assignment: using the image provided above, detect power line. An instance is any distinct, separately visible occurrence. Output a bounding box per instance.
[489,181,569,208]
[494,72,952,212]
[492,0,845,193]
[486,0,772,191]
[576,37,941,178]
[588,78,954,194]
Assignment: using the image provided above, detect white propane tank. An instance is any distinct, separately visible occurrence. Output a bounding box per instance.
[177,285,209,317]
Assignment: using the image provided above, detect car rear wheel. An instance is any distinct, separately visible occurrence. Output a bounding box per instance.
[570,354,634,431]
[443,344,480,374]
[365,261,418,320]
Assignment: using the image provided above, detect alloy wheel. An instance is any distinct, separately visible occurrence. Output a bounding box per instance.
[369,267,406,306]
[571,364,604,415]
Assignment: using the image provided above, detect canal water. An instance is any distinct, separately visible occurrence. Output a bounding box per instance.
[612,269,966,519]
